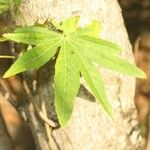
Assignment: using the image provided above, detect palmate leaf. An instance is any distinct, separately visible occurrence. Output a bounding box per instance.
[3,16,146,126]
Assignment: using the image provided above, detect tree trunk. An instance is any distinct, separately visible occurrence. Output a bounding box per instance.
[15,0,143,149]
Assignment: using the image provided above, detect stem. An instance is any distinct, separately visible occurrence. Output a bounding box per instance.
[0,55,15,59]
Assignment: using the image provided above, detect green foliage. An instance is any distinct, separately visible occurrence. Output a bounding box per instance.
[0,0,21,14]
[2,16,146,126]
[13,0,21,6]
[0,0,8,14]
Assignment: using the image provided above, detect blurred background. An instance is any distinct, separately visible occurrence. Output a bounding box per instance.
[119,0,150,149]
[0,0,149,150]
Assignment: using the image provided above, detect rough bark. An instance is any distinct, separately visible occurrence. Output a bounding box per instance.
[14,0,143,149]
[0,111,14,150]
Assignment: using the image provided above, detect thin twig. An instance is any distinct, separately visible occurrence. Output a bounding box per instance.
[23,81,56,128]
[38,85,58,150]
[0,55,15,59]
[23,80,58,150]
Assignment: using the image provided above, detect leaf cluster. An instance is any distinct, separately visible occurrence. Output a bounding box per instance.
[2,16,146,126]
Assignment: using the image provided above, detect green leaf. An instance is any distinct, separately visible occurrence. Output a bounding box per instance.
[51,19,63,31]
[15,26,52,33]
[77,20,101,37]
[0,0,8,5]
[70,36,121,57]
[4,39,61,78]
[0,0,20,14]
[69,41,112,115]
[79,35,121,53]
[13,0,21,6]
[0,4,8,14]
[3,27,58,45]
[70,36,145,79]
[0,37,8,42]
[92,53,146,79]
[61,16,80,35]
[3,16,146,126]
[0,0,21,5]
[54,41,80,126]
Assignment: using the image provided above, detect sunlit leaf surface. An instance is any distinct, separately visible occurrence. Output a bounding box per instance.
[3,16,146,126]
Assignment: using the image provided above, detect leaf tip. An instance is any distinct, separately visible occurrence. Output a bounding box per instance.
[3,71,11,78]
[3,68,15,78]
[136,69,147,79]
[139,72,147,79]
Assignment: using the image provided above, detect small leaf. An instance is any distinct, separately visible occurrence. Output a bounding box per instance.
[54,41,80,126]
[77,20,101,37]
[0,4,8,14]
[4,39,61,78]
[51,19,63,31]
[61,16,80,35]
